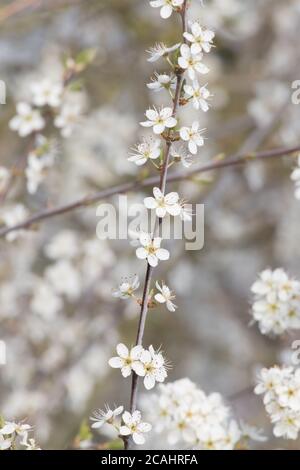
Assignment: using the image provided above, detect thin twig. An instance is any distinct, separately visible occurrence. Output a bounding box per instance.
[0,144,299,240]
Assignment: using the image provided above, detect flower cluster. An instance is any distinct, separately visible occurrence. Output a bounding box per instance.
[255,366,300,440]
[90,407,151,445]
[142,378,267,449]
[251,268,300,335]
[108,343,168,390]
[290,154,300,200]
[0,419,40,450]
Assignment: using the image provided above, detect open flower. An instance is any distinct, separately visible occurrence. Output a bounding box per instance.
[9,102,45,137]
[0,421,31,436]
[54,103,81,137]
[180,122,205,154]
[90,405,124,429]
[147,42,180,63]
[184,80,210,111]
[144,187,181,218]
[150,0,184,19]
[108,343,143,378]
[178,44,209,80]
[136,233,170,267]
[183,22,215,55]
[133,346,168,390]
[147,73,176,93]
[31,79,63,108]
[128,138,161,166]
[155,281,177,312]
[112,275,140,299]
[140,107,177,135]
[120,411,152,445]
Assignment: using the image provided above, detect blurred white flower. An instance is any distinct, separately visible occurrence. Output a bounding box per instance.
[44,230,79,260]
[184,80,210,111]
[45,260,81,301]
[31,79,63,108]
[251,268,300,335]
[112,275,140,299]
[132,345,168,390]
[150,0,184,19]
[136,233,169,267]
[90,405,124,429]
[290,155,300,200]
[9,102,45,137]
[180,122,205,154]
[0,435,12,450]
[1,204,29,242]
[140,107,177,135]
[108,343,143,378]
[54,103,81,137]
[183,22,215,54]
[120,410,152,445]
[30,280,63,319]
[147,73,176,92]
[239,421,268,442]
[144,187,181,218]
[178,44,209,80]
[170,143,194,168]
[128,138,161,166]
[147,42,180,63]
[155,281,177,312]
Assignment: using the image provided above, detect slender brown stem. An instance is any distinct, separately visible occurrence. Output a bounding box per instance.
[0,144,299,240]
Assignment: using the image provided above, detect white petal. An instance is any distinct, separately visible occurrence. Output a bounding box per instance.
[161,4,173,19]
[116,343,129,358]
[156,248,169,261]
[136,247,148,260]
[133,432,145,445]
[155,293,166,303]
[148,254,158,267]
[144,197,157,209]
[144,374,156,390]
[120,425,131,436]
[108,357,123,368]
[165,117,177,128]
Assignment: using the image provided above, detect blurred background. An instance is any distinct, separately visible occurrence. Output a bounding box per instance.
[0,0,300,449]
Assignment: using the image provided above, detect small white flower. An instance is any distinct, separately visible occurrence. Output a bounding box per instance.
[31,79,63,108]
[184,80,210,111]
[180,122,205,154]
[140,107,177,135]
[1,204,29,242]
[54,103,81,137]
[108,343,143,378]
[273,411,300,440]
[147,73,176,93]
[136,233,169,267]
[178,44,209,80]
[90,405,124,429]
[9,102,45,137]
[147,42,181,63]
[112,275,140,299]
[150,0,184,19]
[144,187,181,218]
[120,410,152,445]
[170,143,194,168]
[128,138,161,166]
[0,166,10,193]
[155,281,177,312]
[133,345,168,390]
[239,421,268,442]
[44,230,79,260]
[0,421,31,436]
[183,21,215,55]
[291,155,300,200]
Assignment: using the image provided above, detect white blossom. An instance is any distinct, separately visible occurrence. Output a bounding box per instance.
[128,138,161,166]
[144,187,181,218]
[30,280,63,319]
[183,22,215,55]
[1,204,29,242]
[90,405,124,429]
[290,155,300,200]
[54,103,81,137]
[147,42,180,63]
[120,410,152,445]
[108,343,143,378]
[140,107,177,135]
[178,44,209,80]
[31,79,63,108]
[9,102,45,137]
[184,80,210,111]
[112,275,140,299]
[147,73,176,92]
[155,281,177,312]
[251,268,300,335]
[136,233,169,267]
[44,230,79,260]
[150,0,184,19]
[45,260,81,301]
[170,143,194,168]
[180,121,205,154]
[132,345,168,390]
[255,365,300,440]
[0,434,12,450]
